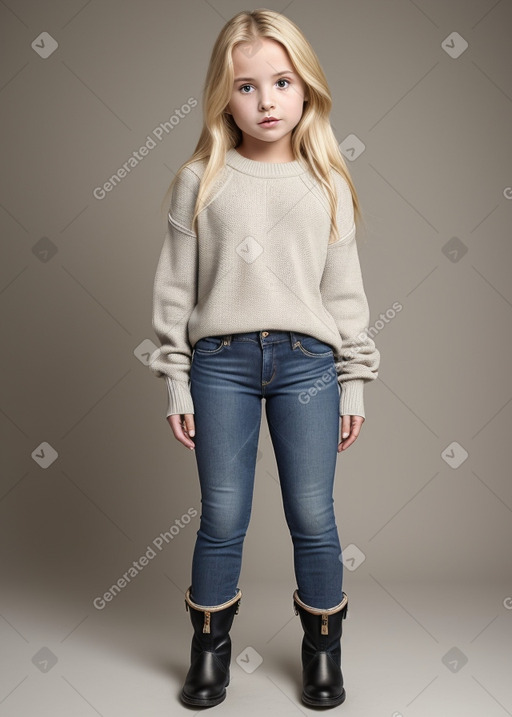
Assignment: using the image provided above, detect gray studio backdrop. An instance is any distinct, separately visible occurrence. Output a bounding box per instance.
[1,0,511,643]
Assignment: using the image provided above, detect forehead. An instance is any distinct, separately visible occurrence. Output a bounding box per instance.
[231,37,292,74]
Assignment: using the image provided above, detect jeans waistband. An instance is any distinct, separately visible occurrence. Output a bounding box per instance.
[219,330,307,346]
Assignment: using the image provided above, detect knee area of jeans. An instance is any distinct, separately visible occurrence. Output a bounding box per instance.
[288,514,339,538]
[197,524,249,543]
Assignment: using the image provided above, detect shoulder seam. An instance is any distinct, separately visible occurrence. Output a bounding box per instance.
[328,221,356,248]
[168,211,197,237]
[176,164,203,186]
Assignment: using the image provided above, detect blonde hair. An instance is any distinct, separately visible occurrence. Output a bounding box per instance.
[161,8,363,244]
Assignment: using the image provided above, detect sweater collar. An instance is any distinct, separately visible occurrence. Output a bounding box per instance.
[225,147,308,178]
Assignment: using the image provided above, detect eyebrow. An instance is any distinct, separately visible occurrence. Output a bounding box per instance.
[233,70,295,83]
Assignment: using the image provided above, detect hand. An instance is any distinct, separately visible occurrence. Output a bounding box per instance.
[338,414,364,452]
[168,413,196,450]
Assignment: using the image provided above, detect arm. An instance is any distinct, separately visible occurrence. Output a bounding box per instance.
[319,172,380,419]
[149,167,199,417]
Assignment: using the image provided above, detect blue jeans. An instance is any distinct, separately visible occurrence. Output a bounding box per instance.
[189,330,344,610]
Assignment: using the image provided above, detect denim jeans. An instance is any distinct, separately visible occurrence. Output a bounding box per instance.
[188,330,344,610]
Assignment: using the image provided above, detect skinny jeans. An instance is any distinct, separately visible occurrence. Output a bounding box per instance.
[189,330,344,610]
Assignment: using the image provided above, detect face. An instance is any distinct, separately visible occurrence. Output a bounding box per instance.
[226,37,308,155]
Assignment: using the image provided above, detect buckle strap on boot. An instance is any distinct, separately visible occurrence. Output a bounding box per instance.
[293,590,348,635]
[184,586,242,634]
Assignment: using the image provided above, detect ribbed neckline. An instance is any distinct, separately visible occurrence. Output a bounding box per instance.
[225,147,308,177]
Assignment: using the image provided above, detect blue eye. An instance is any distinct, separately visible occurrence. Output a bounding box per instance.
[239,84,253,93]
[276,78,290,88]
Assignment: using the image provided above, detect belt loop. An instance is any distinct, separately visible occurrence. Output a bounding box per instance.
[223,334,232,345]
[290,331,298,349]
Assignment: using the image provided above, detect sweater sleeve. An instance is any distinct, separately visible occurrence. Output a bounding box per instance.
[148,167,199,417]
[319,172,380,419]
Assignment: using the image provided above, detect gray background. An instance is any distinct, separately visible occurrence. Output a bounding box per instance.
[1,1,511,715]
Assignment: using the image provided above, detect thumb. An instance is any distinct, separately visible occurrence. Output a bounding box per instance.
[341,414,351,439]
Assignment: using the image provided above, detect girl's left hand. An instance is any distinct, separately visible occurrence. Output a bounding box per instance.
[338,415,364,452]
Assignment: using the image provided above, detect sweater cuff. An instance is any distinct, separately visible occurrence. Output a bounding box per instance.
[165,377,195,417]
[339,379,366,419]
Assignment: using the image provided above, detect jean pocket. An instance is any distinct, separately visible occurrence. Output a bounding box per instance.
[296,334,334,358]
[193,336,226,354]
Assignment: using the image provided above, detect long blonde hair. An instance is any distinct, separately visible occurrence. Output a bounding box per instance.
[161,8,363,244]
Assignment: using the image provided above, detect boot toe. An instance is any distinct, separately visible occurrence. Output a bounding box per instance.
[181,652,230,707]
[302,685,346,708]
[180,686,227,707]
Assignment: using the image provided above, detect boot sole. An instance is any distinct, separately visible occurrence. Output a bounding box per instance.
[180,688,227,707]
[302,687,346,708]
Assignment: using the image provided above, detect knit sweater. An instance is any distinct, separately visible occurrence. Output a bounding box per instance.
[149,147,380,419]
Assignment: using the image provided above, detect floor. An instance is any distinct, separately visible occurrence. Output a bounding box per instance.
[1,577,511,716]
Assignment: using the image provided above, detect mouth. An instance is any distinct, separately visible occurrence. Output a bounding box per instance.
[258,117,280,126]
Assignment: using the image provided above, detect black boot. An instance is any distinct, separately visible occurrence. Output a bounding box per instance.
[180,585,242,708]
[293,590,349,708]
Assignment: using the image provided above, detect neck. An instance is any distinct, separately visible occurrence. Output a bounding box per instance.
[235,136,295,163]
[225,147,307,177]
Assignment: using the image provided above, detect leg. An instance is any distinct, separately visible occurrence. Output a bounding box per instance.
[181,335,261,707]
[189,335,262,605]
[264,339,343,609]
[264,335,348,708]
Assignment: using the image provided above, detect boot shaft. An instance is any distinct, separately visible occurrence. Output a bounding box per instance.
[293,591,348,652]
[180,585,242,708]
[185,586,242,650]
[293,590,349,708]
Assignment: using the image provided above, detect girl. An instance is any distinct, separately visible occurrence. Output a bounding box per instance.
[149,8,380,709]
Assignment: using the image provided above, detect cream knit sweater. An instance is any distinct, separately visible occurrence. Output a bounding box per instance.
[149,147,380,419]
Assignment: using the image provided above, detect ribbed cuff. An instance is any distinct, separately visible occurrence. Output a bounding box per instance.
[165,377,195,417]
[339,379,365,419]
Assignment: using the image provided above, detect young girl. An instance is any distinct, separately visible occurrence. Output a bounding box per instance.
[149,8,380,709]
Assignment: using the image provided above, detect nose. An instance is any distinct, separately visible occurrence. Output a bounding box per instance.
[260,99,275,111]
[259,88,275,111]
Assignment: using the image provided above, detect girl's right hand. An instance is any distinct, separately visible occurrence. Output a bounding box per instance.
[168,413,196,450]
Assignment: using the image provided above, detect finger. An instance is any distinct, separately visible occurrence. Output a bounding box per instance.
[339,415,364,451]
[168,414,195,450]
[341,415,351,441]
[350,416,364,437]
[183,414,195,437]
[338,415,350,452]
[180,414,195,449]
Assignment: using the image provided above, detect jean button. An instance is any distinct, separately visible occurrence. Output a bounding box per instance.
[261,331,269,337]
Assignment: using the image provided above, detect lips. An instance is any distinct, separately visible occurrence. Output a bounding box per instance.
[259,116,279,124]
